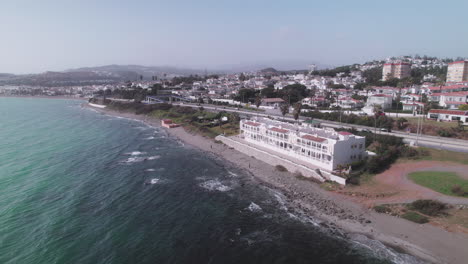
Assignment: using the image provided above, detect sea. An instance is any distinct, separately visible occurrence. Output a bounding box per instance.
[0,98,423,264]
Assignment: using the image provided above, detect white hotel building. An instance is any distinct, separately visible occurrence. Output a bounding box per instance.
[240,118,366,171]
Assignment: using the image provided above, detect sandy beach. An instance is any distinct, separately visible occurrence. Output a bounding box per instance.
[86,103,468,264]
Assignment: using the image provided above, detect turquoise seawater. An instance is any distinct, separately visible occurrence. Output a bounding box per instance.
[0,98,419,264]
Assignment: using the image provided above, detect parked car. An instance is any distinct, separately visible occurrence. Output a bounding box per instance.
[380,128,389,132]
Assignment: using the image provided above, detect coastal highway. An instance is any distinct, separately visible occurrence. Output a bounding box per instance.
[174,102,468,153]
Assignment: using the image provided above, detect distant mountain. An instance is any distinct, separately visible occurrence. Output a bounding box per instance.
[67,65,213,79]
[0,65,219,87]
[215,59,332,73]
[0,73,15,78]
[260,68,279,73]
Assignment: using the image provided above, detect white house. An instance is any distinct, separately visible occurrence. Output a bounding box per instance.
[240,117,366,171]
[261,98,285,108]
[366,94,393,109]
[427,109,468,125]
[438,92,468,109]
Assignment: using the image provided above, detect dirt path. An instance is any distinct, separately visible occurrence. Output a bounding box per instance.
[339,161,468,206]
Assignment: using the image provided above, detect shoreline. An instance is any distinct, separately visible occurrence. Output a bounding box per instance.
[84,103,468,264]
[0,95,87,100]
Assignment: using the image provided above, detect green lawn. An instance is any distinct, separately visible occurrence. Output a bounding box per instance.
[405,117,458,129]
[408,171,468,197]
[414,147,468,165]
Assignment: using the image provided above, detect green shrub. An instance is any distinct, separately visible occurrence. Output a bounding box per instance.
[451,185,468,197]
[401,211,429,224]
[409,199,447,216]
[374,205,391,214]
[275,165,288,172]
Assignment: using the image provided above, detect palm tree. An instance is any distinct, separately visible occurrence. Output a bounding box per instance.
[255,95,262,108]
[293,103,302,121]
[280,103,289,119]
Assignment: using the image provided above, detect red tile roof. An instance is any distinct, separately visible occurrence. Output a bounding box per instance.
[428,109,468,115]
[262,98,285,103]
[384,63,411,66]
[245,121,261,127]
[301,135,326,142]
[448,60,468,65]
[428,85,467,90]
[338,131,353,136]
[269,127,289,133]
[443,101,467,105]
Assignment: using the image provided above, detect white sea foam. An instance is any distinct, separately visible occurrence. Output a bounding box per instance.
[227,171,239,177]
[246,202,262,212]
[349,234,424,264]
[123,157,146,163]
[126,151,146,156]
[149,178,159,185]
[146,155,160,160]
[145,168,156,172]
[145,136,155,140]
[199,179,232,192]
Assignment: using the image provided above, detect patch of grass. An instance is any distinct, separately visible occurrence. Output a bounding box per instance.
[401,211,429,224]
[406,117,458,129]
[412,147,468,165]
[409,199,448,216]
[408,171,468,197]
[275,165,288,172]
[374,205,392,214]
[320,181,340,191]
[295,172,323,184]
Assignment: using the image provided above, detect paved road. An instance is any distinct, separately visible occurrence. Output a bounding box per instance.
[175,103,468,153]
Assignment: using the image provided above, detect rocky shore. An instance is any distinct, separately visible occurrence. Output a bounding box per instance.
[85,103,468,264]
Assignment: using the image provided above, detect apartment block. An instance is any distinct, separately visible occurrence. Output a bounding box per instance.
[240,118,366,171]
[382,63,411,81]
[447,61,468,83]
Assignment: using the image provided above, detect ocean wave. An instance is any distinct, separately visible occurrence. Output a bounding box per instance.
[227,171,239,177]
[147,155,160,160]
[126,151,146,156]
[122,157,146,163]
[199,179,232,192]
[145,178,160,185]
[145,136,155,140]
[246,202,262,212]
[349,234,425,264]
[145,168,156,172]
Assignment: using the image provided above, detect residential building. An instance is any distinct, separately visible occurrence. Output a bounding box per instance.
[382,62,411,81]
[427,109,468,124]
[446,61,468,83]
[438,91,468,109]
[366,94,393,109]
[240,118,366,171]
[261,98,285,108]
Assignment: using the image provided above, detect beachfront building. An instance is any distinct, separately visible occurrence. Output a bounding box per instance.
[446,61,468,83]
[240,118,366,171]
[382,62,411,81]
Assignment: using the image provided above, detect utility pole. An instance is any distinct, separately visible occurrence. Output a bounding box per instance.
[415,106,422,146]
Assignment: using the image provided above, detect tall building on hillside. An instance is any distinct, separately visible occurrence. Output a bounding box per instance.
[240,118,366,171]
[447,60,468,83]
[382,62,411,81]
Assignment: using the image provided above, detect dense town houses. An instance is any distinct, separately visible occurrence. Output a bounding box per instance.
[240,117,367,171]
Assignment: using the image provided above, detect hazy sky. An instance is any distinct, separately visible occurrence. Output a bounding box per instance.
[1,0,467,73]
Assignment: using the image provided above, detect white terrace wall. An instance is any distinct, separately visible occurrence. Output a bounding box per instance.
[216,135,347,185]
